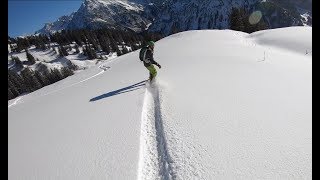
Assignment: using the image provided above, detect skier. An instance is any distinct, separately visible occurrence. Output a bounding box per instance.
[139,41,161,82]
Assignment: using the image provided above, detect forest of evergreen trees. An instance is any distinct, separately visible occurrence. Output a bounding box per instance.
[8,66,74,100]
[8,28,163,100]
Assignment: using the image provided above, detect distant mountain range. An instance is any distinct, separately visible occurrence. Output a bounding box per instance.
[35,0,312,36]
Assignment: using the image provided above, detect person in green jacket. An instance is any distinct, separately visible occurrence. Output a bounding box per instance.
[140,41,161,81]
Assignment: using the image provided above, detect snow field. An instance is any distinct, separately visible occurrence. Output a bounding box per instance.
[9,27,311,179]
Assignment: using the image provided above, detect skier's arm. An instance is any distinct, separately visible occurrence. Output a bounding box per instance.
[147,50,161,68]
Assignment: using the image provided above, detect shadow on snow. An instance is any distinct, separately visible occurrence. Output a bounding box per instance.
[89,80,146,102]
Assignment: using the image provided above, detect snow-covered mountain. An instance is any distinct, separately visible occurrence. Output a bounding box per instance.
[36,0,155,35]
[36,13,75,35]
[148,0,312,35]
[148,0,260,34]
[36,0,312,35]
[9,26,312,179]
[66,0,154,31]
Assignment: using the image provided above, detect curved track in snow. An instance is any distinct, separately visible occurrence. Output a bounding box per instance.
[8,70,105,108]
[38,70,105,97]
[137,82,175,180]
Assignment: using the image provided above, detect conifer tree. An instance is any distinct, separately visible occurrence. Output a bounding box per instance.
[26,50,36,64]
[20,68,42,92]
[61,67,74,78]
[230,8,245,32]
[11,56,23,69]
[74,44,80,54]
[34,70,50,87]
[116,48,122,56]
[58,45,68,57]
[8,70,25,94]
[8,89,15,100]
[8,79,19,99]
[121,45,129,54]
[49,68,64,83]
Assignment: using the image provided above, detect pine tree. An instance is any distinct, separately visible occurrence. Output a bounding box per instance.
[16,37,30,52]
[11,56,23,69]
[61,67,74,78]
[74,31,83,46]
[20,68,42,92]
[8,89,14,100]
[58,45,68,57]
[10,44,16,52]
[8,70,25,94]
[121,45,129,54]
[34,37,46,50]
[50,68,64,82]
[74,44,80,54]
[98,34,110,54]
[90,46,97,59]
[26,50,36,64]
[230,8,245,32]
[63,45,69,56]
[68,63,78,71]
[109,39,116,52]
[36,62,49,73]
[42,67,53,84]
[8,78,20,99]
[88,31,100,51]
[116,48,122,56]
[132,43,139,51]
[85,44,97,60]
[82,46,87,56]
[58,46,63,57]
[34,70,50,87]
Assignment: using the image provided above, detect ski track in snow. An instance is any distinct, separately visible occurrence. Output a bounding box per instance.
[9,70,105,108]
[137,82,176,180]
[73,70,105,85]
[38,59,115,97]
[39,70,105,97]
[39,70,105,98]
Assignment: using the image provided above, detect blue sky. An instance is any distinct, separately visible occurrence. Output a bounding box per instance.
[9,0,83,37]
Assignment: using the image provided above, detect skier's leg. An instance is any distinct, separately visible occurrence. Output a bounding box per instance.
[146,65,157,80]
[145,66,151,80]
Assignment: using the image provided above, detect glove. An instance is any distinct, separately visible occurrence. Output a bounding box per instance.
[157,64,161,69]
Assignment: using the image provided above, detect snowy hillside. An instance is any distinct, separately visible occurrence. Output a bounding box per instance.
[8,44,118,73]
[9,26,311,179]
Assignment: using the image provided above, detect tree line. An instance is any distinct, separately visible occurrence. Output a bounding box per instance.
[8,66,74,100]
[9,28,163,56]
[8,28,163,100]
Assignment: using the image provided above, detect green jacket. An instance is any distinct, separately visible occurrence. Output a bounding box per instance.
[143,47,160,67]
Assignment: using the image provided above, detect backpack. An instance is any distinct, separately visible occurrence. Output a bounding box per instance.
[139,47,148,62]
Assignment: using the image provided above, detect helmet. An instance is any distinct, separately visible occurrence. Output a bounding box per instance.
[147,41,155,47]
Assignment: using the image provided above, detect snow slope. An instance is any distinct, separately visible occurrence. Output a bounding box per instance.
[8,26,311,179]
[8,45,118,73]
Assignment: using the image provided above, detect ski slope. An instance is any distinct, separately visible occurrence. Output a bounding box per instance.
[8,26,312,179]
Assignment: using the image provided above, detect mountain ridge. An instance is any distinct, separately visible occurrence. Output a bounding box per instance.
[35,0,312,35]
